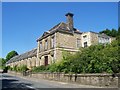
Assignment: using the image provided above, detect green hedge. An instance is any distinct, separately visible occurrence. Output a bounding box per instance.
[8,65,28,72]
[32,40,120,74]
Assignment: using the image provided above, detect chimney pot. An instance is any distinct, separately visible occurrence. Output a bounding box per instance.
[65,12,74,30]
[65,13,74,17]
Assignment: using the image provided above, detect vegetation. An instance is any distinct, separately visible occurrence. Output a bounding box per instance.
[2,28,120,74]
[99,28,118,37]
[32,40,120,74]
[0,50,18,70]
[8,65,28,72]
[31,65,47,73]
[6,50,18,61]
[0,58,6,69]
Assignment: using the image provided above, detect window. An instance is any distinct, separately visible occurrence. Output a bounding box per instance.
[77,38,80,48]
[84,42,87,47]
[51,36,55,48]
[40,42,42,51]
[83,35,87,41]
[98,37,102,43]
[45,39,48,50]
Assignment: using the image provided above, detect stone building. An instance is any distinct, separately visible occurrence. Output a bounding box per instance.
[6,48,37,69]
[6,13,114,69]
[36,13,82,66]
[81,31,113,47]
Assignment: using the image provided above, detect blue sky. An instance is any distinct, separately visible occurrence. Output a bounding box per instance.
[2,2,118,58]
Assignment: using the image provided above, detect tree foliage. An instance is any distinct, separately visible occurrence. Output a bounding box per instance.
[32,40,120,74]
[99,28,118,37]
[6,51,18,61]
[0,58,6,69]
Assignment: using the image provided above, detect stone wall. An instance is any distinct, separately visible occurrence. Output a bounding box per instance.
[8,71,120,88]
[56,32,82,49]
[37,31,82,66]
[90,32,98,45]
[30,72,119,88]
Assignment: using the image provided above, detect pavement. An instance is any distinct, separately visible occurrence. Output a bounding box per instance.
[0,73,119,90]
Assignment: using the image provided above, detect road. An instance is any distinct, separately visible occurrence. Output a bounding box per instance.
[0,73,119,90]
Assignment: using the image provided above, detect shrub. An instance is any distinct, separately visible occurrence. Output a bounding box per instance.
[32,40,120,74]
[10,65,28,72]
[32,65,46,72]
[18,65,28,72]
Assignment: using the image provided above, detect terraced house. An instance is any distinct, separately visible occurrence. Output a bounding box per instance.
[6,13,114,69]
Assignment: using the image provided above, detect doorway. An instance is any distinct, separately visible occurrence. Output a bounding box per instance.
[44,56,48,66]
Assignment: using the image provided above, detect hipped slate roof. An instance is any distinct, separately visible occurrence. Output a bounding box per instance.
[98,33,110,38]
[6,48,37,64]
[37,22,82,41]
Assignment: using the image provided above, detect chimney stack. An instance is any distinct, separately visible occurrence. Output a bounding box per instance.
[65,12,74,30]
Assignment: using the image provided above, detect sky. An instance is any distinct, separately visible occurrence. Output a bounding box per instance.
[2,2,118,58]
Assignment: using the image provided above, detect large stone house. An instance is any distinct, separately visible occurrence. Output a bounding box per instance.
[36,13,82,66]
[6,13,114,69]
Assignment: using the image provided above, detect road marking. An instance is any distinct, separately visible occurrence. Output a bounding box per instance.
[25,85,35,89]
[58,82,68,84]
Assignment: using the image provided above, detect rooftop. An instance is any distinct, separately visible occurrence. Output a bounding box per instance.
[6,48,37,64]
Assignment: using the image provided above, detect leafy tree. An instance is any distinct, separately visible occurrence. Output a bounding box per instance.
[99,28,118,37]
[6,51,18,61]
[0,58,6,69]
[99,29,111,36]
[111,29,118,37]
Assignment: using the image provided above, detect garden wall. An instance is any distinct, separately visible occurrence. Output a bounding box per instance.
[8,71,120,88]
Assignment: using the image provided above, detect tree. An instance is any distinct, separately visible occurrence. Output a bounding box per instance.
[111,29,118,37]
[118,27,120,35]
[0,58,6,69]
[99,28,118,37]
[99,29,111,36]
[6,51,18,61]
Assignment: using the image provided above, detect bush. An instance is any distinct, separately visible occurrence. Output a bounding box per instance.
[13,65,17,71]
[32,65,46,72]
[49,40,119,74]
[32,40,120,74]
[10,65,28,72]
[18,65,28,72]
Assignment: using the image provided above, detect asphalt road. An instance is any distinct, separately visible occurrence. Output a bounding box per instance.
[0,73,119,90]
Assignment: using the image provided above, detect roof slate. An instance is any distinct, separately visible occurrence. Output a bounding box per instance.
[6,48,37,64]
[37,22,82,41]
